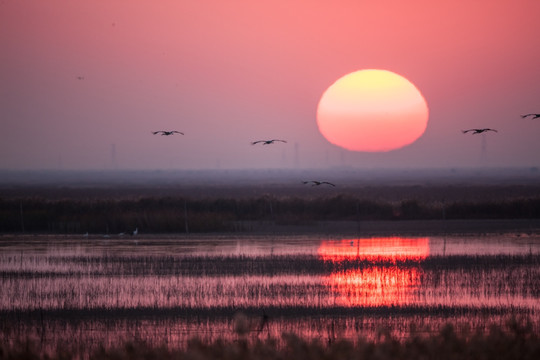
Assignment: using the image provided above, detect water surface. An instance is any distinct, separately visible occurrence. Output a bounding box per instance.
[1,234,539,355]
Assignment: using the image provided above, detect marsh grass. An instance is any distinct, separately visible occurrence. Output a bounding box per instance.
[1,318,538,360]
[1,253,539,312]
[2,253,539,277]
[1,237,539,359]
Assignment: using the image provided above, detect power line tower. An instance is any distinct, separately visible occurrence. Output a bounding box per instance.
[294,143,299,168]
[110,144,118,170]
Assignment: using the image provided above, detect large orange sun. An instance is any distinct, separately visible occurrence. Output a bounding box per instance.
[316,69,429,152]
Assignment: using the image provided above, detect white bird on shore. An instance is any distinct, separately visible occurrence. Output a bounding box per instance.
[132,228,138,236]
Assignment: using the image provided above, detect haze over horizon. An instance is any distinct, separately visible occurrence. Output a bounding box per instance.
[2,1,539,171]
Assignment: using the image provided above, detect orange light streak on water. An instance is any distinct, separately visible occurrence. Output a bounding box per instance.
[318,237,430,262]
[319,237,429,307]
[326,268,421,307]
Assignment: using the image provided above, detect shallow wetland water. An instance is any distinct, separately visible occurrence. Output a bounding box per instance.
[1,233,539,356]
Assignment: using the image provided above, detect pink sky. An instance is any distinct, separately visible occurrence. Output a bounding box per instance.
[1,0,539,170]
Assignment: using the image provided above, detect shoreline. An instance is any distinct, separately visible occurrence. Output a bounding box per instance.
[243,219,540,236]
[1,219,539,238]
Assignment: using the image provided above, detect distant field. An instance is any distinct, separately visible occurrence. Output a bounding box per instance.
[1,186,540,234]
[1,169,540,234]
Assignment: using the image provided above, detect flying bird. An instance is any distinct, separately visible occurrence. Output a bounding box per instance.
[251,139,287,145]
[462,128,498,134]
[302,180,336,187]
[76,76,84,80]
[521,113,540,119]
[152,131,184,136]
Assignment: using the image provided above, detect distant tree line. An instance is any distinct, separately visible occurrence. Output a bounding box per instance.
[0,195,539,233]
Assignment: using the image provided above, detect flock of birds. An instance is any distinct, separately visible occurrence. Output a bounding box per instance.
[86,113,539,238]
[149,112,539,188]
[460,114,539,135]
[151,131,335,186]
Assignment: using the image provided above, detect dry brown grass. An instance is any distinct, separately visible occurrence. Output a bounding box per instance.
[1,319,539,360]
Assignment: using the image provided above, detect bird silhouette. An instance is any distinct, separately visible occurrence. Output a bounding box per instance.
[462,128,498,134]
[302,180,336,187]
[152,131,184,136]
[251,139,287,145]
[521,113,540,119]
[76,76,84,80]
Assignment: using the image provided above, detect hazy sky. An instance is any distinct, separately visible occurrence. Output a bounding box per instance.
[1,0,540,170]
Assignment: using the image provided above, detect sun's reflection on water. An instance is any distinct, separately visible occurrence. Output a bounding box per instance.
[318,237,430,262]
[319,237,429,307]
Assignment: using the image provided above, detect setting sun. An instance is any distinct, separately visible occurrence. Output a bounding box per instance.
[317,69,429,152]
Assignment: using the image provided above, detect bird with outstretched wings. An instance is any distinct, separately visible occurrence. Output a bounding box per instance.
[152,131,184,136]
[302,180,336,187]
[251,139,287,145]
[462,128,497,134]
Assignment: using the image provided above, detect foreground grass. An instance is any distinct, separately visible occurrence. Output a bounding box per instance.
[1,320,539,360]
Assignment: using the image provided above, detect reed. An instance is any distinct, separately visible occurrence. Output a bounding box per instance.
[1,318,538,360]
[2,253,538,278]
[2,252,538,320]
[1,237,538,359]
